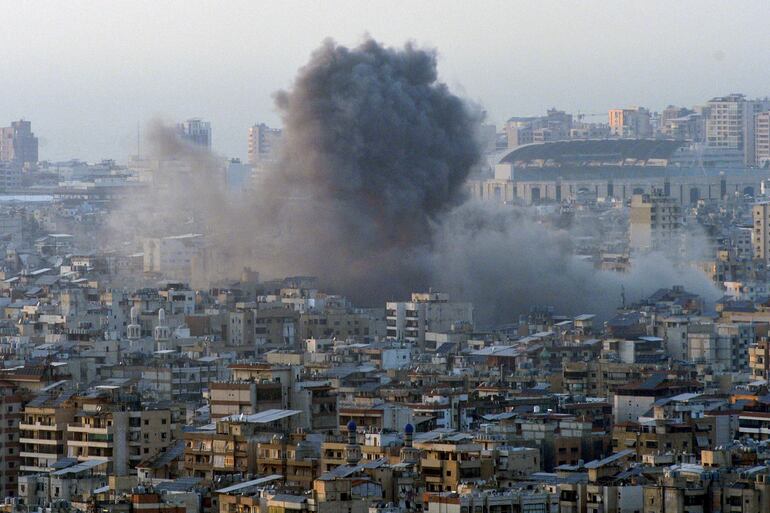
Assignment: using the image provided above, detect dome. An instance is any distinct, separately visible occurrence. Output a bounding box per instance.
[404,423,414,434]
[346,420,357,432]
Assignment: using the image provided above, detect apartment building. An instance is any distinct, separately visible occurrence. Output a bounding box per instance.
[386,292,473,347]
[426,489,554,513]
[184,410,301,480]
[752,202,770,265]
[320,431,400,473]
[414,434,493,493]
[562,359,648,397]
[254,307,301,351]
[755,111,770,167]
[608,107,652,138]
[629,192,683,253]
[705,94,770,166]
[0,120,38,165]
[0,382,22,498]
[613,374,699,424]
[176,118,211,149]
[256,432,319,489]
[208,380,284,420]
[749,338,770,380]
[19,392,78,475]
[247,123,282,164]
[142,233,204,280]
[66,406,173,476]
[140,356,219,402]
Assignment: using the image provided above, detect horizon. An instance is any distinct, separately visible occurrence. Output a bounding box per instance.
[4,0,770,162]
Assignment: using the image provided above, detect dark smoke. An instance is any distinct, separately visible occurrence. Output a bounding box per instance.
[431,203,719,323]
[108,37,720,325]
[260,37,482,300]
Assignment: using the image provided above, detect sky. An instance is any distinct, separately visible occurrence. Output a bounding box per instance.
[2,0,770,162]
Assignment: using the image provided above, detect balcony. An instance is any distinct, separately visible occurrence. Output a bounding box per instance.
[20,450,58,459]
[68,425,110,435]
[69,439,111,449]
[19,423,58,431]
[19,437,59,446]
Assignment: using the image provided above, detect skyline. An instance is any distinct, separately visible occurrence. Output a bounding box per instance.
[3,0,770,161]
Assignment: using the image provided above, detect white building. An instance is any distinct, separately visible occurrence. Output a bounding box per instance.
[385,292,473,347]
[176,118,211,149]
[705,94,770,166]
[247,123,282,164]
[142,233,203,280]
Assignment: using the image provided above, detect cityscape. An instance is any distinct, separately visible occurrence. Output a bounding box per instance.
[3,2,770,513]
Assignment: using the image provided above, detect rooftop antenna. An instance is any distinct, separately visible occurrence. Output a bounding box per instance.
[621,285,626,309]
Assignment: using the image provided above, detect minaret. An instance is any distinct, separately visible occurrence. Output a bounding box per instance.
[400,423,419,465]
[127,306,141,341]
[153,308,171,351]
[344,420,361,466]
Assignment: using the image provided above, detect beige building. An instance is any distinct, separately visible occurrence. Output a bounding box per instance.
[67,407,173,476]
[749,338,770,381]
[753,202,770,265]
[0,120,38,165]
[413,436,493,492]
[755,111,770,167]
[629,192,682,253]
[19,394,78,475]
[209,380,283,420]
[247,123,282,164]
[608,107,652,138]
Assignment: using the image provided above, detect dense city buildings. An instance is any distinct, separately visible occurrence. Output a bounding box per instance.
[4,87,770,513]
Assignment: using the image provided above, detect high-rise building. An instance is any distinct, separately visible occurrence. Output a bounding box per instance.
[247,123,282,164]
[608,107,652,138]
[385,291,473,347]
[0,120,38,165]
[752,202,770,264]
[505,109,572,149]
[176,118,211,149]
[705,94,770,166]
[629,192,683,253]
[755,111,770,167]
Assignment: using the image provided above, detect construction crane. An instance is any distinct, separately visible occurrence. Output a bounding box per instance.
[576,111,606,122]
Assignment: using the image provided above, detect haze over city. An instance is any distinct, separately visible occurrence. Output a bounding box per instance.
[3,0,770,160]
[3,3,770,513]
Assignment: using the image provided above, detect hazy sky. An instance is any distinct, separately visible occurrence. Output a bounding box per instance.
[3,0,770,162]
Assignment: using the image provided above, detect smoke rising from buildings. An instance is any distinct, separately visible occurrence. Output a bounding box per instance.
[257,37,481,299]
[110,37,719,323]
[431,204,719,323]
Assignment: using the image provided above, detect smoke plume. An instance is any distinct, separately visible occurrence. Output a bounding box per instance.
[109,37,719,324]
[258,37,481,299]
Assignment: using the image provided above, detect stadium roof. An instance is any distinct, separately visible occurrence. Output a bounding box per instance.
[499,139,687,167]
